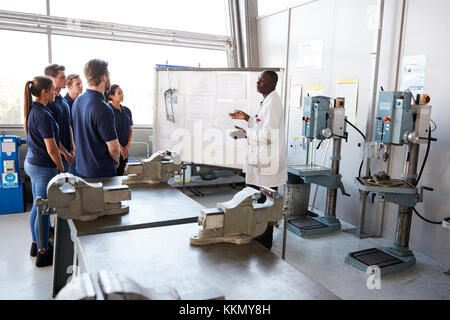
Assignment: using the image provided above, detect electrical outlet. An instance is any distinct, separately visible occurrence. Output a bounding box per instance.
[443,218,450,230]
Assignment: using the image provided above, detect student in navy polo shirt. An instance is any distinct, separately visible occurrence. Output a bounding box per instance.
[106,84,134,176]
[44,64,76,174]
[23,76,64,268]
[72,59,120,178]
[64,74,83,111]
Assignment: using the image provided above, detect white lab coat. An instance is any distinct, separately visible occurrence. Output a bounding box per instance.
[243,90,287,188]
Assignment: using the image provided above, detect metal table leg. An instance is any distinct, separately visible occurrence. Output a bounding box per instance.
[52,217,74,297]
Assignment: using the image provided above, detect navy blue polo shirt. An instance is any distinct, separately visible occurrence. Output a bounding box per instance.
[25,102,60,168]
[109,104,133,147]
[72,89,118,178]
[47,94,72,153]
[64,93,76,129]
[64,93,75,110]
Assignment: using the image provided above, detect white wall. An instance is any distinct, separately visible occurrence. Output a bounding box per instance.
[257,0,450,265]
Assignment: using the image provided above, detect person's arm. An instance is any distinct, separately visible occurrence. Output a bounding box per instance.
[247,101,281,146]
[97,103,120,166]
[70,127,75,155]
[121,126,133,159]
[44,138,64,173]
[106,139,120,167]
[126,126,133,149]
[229,110,250,122]
[59,142,75,164]
[122,109,133,159]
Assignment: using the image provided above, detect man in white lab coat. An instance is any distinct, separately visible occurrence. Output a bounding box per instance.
[229,70,287,249]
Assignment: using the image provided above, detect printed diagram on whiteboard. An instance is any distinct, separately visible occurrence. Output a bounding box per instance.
[164,88,177,122]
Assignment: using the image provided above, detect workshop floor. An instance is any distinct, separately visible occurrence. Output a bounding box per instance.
[1,185,449,300]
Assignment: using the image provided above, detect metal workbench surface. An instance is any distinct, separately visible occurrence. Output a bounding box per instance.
[77,223,339,300]
[53,176,205,297]
[71,176,204,236]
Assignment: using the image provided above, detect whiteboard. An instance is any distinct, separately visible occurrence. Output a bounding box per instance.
[153,68,284,169]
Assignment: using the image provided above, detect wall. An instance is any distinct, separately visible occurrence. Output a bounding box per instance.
[257,0,449,265]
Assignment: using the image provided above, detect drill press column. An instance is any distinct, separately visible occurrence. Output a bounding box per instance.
[393,143,419,254]
[325,138,342,222]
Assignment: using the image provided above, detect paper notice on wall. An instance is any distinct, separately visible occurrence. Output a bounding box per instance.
[336,79,359,124]
[297,40,324,69]
[399,55,426,97]
[290,82,303,108]
[304,85,324,102]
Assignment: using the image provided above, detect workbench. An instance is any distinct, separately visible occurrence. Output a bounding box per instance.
[52,176,203,296]
[53,176,339,300]
[75,223,339,300]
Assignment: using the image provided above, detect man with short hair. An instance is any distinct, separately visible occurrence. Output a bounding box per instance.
[72,59,120,178]
[64,74,83,111]
[44,64,76,174]
[229,70,287,249]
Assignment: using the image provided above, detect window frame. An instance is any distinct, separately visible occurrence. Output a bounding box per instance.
[0,1,234,127]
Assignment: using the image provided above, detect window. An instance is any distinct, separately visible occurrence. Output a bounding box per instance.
[0,1,231,125]
[0,30,49,125]
[0,0,47,14]
[52,35,228,125]
[50,0,230,36]
[257,0,309,17]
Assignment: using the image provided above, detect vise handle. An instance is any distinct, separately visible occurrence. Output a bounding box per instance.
[259,186,278,199]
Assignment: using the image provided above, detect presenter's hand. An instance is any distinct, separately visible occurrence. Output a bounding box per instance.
[229,110,250,122]
[229,126,247,140]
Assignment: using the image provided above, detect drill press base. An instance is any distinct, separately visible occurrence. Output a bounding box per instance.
[345,247,416,276]
[288,214,341,237]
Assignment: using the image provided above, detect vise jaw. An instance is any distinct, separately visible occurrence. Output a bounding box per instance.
[56,270,180,300]
[56,270,224,300]
[190,186,283,245]
[122,150,181,185]
[47,173,131,221]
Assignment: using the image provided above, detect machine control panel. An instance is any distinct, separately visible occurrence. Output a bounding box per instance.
[302,96,347,140]
[375,91,432,145]
[375,91,415,145]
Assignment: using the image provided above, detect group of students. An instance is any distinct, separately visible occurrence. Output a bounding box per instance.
[24,59,133,267]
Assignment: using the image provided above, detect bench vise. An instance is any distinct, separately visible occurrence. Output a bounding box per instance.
[122,150,181,185]
[56,270,224,300]
[190,186,283,245]
[56,270,180,300]
[43,173,131,221]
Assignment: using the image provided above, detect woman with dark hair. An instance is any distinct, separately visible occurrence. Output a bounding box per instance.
[23,76,64,267]
[106,84,133,176]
